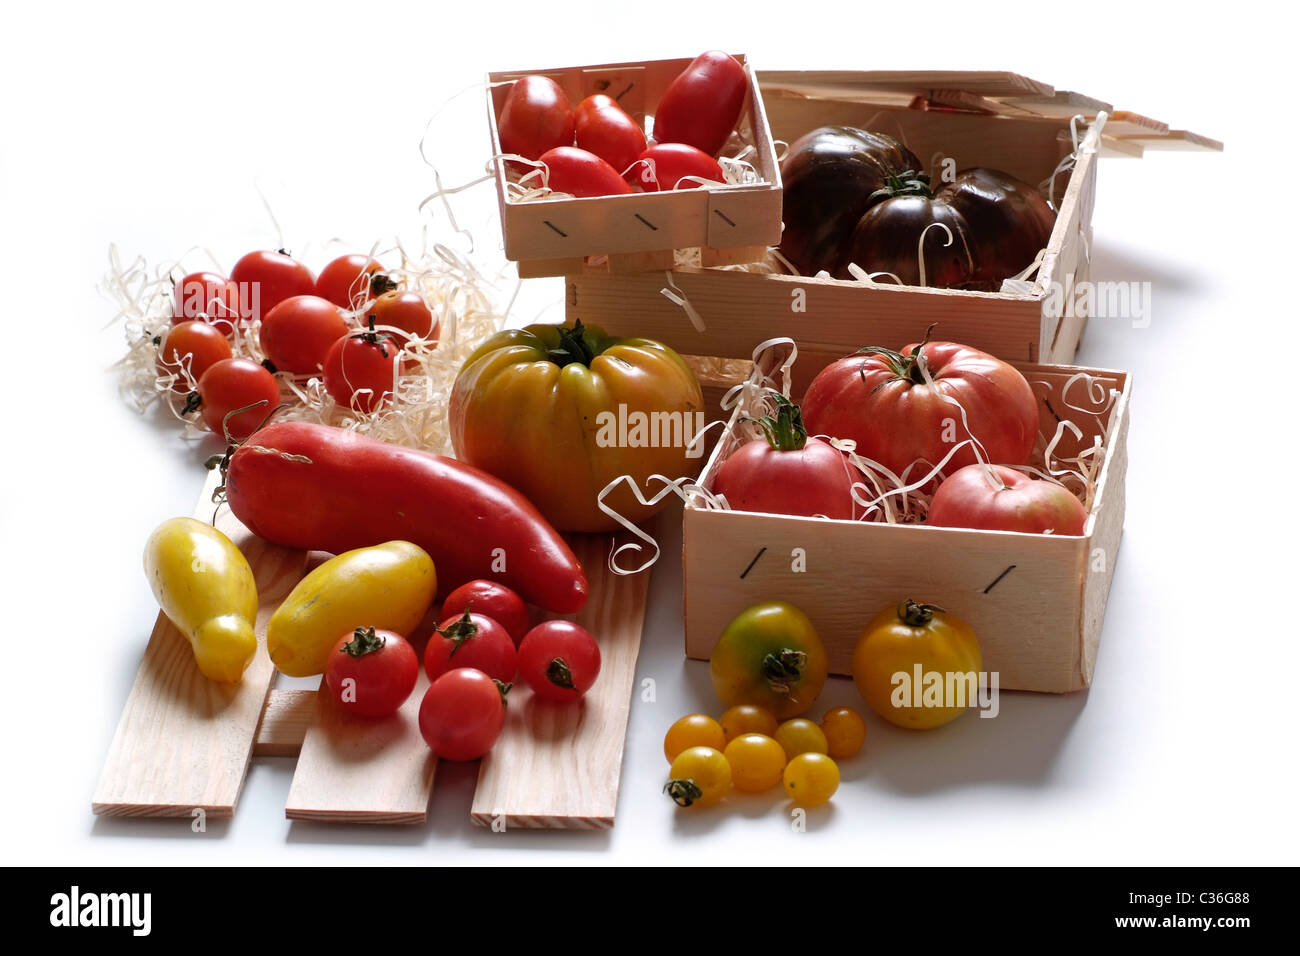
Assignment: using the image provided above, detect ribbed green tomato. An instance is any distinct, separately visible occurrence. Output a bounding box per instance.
[710,601,829,720]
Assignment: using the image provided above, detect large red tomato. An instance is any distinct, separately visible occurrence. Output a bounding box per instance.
[801,330,1038,481]
[927,464,1088,535]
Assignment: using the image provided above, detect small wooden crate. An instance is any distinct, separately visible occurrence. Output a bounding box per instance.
[487,54,783,278]
[567,70,1221,368]
[682,355,1130,694]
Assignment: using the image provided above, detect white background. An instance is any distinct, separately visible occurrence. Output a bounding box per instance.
[2,0,1296,866]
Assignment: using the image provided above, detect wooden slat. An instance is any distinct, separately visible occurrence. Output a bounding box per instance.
[1114,129,1224,152]
[1101,111,1168,136]
[285,672,436,825]
[470,533,651,829]
[1000,89,1114,118]
[757,70,1055,98]
[928,89,1043,117]
[253,688,315,757]
[93,469,307,818]
[1101,136,1145,158]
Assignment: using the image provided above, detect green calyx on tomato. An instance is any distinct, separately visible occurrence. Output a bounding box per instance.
[546,656,576,690]
[546,318,599,367]
[437,609,480,657]
[354,316,395,357]
[494,679,513,704]
[341,626,387,658]
[868,169,933,202]
[743,393,808,452]
[760,648,809,695]
[896,599,945,628]
[856,323,937,386]
[664,778,705,808]
[369,273,399,298]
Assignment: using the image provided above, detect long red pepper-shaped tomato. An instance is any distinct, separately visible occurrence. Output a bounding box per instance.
[225,421,588,613]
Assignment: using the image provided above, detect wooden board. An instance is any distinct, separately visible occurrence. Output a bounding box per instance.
[284,673,437,825]
[253,688,315,757]
[92,469,307,818]
[757,70,1055,97]
[470,533,652,830]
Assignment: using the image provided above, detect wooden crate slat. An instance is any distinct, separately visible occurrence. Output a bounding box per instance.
[999,89,1115,117]
[1113,129,1224,152]
[470,533,651,830]
[92,469,307,819]
[284,672,437,825]
[253,688,315,757]
[757,70,1055,98]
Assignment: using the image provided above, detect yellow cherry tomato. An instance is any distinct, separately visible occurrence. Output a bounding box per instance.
[143,517,259,683]
[665,746,731,808]
[664,714,726,762]
[720,704,778,742]
[774,718,828,759]
[852,599,982,730]
[783,752,840,806]
[710,601,829,720]
[821,707,867,758]
[268,541,436,677]
[723,733,787,792]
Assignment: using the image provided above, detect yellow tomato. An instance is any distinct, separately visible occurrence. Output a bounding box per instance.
[665,746,731,808]
[820,707,867,758]
[723,733,787,792]
[664,714,726,763]
[720,704,778,742]
[783,753,840,806]
[852,599,983,730]
[710,601,829,720]
[774,718,828,759]
[267,541,436,677]
[143,517,259,683]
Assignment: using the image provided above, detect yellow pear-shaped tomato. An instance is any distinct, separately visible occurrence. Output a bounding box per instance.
[449,320,704,532]
[143,517,259,683]
[710,601,828,720]
[852,600,982,730]
[267,541,435,677]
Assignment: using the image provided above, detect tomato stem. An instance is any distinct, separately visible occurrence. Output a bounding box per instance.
[181,391,202,415]
[369,273,399,298]
[260,358,278,374]
[493,679,513,705]
[741,393,808,451]
[436,609,479,658]
[546,656,576,690]
[356,316,392,357]
[868,169,933,202]
[897,599,946,628]
[856,324,937,386]
[547,319,598,368]
[664,779,704,808]
[761,649,807,696]
[341,626,386,657]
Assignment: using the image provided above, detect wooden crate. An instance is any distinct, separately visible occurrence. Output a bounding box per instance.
[487,54,783,278]
[682,354,1130,694]
[94,469,653,828]
[566,70,1221,369]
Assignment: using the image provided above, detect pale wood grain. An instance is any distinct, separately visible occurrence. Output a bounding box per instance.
[470,533,651,829]
[93,469,307,818]
[253,688,315,757]
[284,671,436,825]
[1042,117,1103,363]
[757,70,1055,98]
[1114,130,1224,152]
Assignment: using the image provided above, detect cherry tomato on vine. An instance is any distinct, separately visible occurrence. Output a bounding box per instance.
[538,146,633,198]
[720,704,778,743]
[315,254,389,311]
[321,320,400,413]
[259,294,348,375]
[820,707,866,758]
[440,580,529,647]
[723,733,786,792]
[369,290,438,342]
[517,620,600,701]
[665,746,731,808]
[156,321,232,392]
[192,357,280,440]
[418,667,509,761]
[575,94,646,175]
[497,75,575,163]
[774,718,828,759]
[664,714,726,762]
[423,609,517,684]
[783,752,840,806]
[230,250,316,322]
[172,271,242,335]
[324,626,419,717]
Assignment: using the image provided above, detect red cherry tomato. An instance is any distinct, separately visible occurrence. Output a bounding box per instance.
[418,668,509,761]
[321,321,401,413]
[653,51,748,157]
[156,321,233,392]
[575,94,646,176]
[172,271,242,336]
[315,254,386,311]
[230,250,316,322]
[193,357,280,440]
[632,142,724,192]
[324,626,419,717]
[441,580,530,647]
[538,146,633,198]
[517,620,600,702]
[927,464,1088,535]
[368,290,437,342]
[423,609,518,684]
[259,294,348,375]
[498,75,575,162]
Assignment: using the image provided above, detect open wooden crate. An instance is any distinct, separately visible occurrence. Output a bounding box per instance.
[684,350,1130,694]
[93,469,652,828]
[567,70,1221,371]
[487,54,783,279]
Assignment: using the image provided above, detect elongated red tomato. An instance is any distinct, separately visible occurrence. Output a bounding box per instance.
[225,421,588,613]
[498,75,575,162]
[538,146,632,198]
[259,295,348,375]
[632,143,724,192]
[653,51,748,157]
[926,464,1088,535]
[712,395,855,519]
[575,94,646,175]
[230,250,316,322]
[801,330,1038,481]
